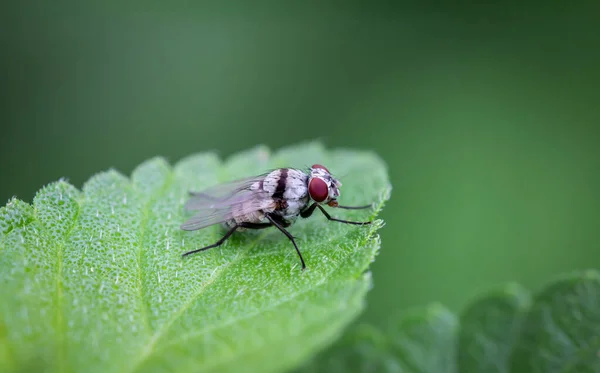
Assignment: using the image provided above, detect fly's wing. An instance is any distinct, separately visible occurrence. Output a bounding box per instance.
[180,174,272,231]
[180,191,269,231]
[184,173,270,211]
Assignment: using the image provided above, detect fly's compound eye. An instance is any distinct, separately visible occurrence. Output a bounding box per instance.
[308,178,329,202]
[311,164,330,173]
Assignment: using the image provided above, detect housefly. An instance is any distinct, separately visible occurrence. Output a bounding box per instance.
[180,164,372,270]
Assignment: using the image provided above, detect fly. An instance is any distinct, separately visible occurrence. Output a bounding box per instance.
[180,164,372,270]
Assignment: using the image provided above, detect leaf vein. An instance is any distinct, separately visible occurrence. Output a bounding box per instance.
[54,196,81,373]
[126,229,270,373]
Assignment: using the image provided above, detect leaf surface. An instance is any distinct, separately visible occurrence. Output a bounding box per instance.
[458,284,531,373]
[297,270,600,373]
[0,142,390,373]
[510,270,600,373]
[296,304,458,373]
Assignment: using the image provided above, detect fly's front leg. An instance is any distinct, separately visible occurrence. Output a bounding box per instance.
[336,204,373,210]
[317,204,372,225]
[300,203,318,218]
[301,203,372,225]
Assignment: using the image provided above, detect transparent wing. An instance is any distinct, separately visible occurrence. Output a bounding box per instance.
[180,173,272,231]
[180,193,269,231]
[180,208,232,231]
[184,173,270,211]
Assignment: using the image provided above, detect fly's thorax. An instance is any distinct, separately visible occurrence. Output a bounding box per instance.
[260,168,310,202]
[267,168,310,221]
[308,164,341,204]
[283,169,310,200]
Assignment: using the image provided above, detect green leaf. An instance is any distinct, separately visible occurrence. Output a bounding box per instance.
[297,270,600,373]
[0,142,391,373]
[510,270,600,373]
[458,284,531,373]
[389,304,458,373]
[296,324,400,373]
[296,303,458,373]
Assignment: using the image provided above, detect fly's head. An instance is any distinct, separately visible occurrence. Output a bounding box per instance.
[308,164,342,207]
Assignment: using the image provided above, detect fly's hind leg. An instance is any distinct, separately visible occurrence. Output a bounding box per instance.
[181,222,272,257]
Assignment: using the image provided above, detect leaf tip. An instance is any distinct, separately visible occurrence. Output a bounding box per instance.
[425,302,458,326]
[462,283,533,319]
[1,197,34,236]
[32,180,81,233]
[535,268,600,301]
[33,179,81,203]
[82,168,130,193]
[392,302,458,332]
[131,156,173,191]
[173,151,222,177]
[132,156,171,174]
[582,268,600,281]
[381,183,392,201]
[504,282,533,309]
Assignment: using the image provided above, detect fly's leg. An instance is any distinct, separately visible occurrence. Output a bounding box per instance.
[336,204,372,210]
[300,203,318,218]
[265,214,306,271]
[317,204,372,225]
[181,222,272,257]
[239,223,273,229]
[301,203,372,225]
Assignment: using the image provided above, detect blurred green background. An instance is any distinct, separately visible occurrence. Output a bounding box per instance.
[2,2,599,327]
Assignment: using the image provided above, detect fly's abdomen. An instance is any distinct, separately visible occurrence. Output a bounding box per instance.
[229,198,271,230]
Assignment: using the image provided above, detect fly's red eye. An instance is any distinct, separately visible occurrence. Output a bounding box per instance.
[312,164,330,173]
[308,178,329,202]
